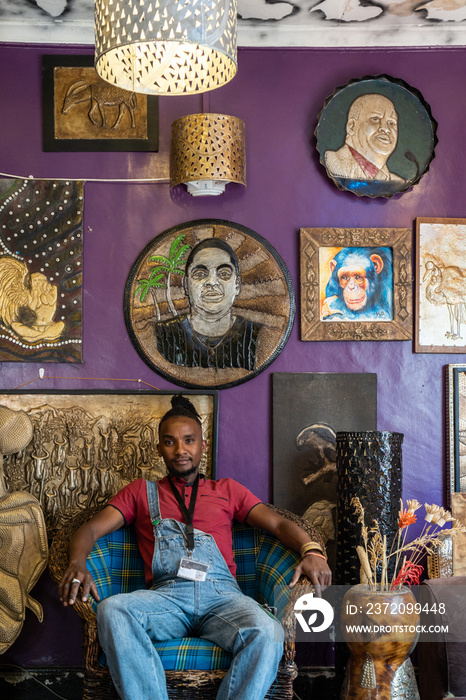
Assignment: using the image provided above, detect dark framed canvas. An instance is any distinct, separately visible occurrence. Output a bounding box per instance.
[124,219,295,390]
[416,218,466,353]
[300,227,412,342]
[315,74,437,199]
[42,55,159,152]
[446,365,466,506]
[0,178,83,362]
[1,390,218,535]
[272,372,377,568]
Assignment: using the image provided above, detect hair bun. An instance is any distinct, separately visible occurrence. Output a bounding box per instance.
[171,394,200,418]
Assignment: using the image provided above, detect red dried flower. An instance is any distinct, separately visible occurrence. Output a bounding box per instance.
[398,510,417,529]
[391,560,423,588]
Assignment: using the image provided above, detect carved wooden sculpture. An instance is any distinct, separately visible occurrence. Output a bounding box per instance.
[0,405,48,653]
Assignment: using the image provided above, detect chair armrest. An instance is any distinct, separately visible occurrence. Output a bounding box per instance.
[280,577,314,667]
[48,510,103,674]
[256,506,324,668]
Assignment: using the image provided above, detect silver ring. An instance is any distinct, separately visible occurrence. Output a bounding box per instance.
[71,578,81,585]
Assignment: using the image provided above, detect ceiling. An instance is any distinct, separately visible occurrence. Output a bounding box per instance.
[0,0,466,47]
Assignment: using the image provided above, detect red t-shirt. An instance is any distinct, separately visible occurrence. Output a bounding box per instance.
[108,476,262,584]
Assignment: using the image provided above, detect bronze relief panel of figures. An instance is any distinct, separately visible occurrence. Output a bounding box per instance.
[124,219,295,390]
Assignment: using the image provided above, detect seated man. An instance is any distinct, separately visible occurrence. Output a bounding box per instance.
[59,395,331,700]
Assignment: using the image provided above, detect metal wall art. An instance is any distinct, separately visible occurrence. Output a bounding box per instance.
[124,219,295,390]
[0,178,83,362]
[300,227,412,342]
[416,218,466,353]
[1,391,218,535]
[315,75,437,199]
[42,55,159,152]
[0,405,48,653]
[446,365,466,504]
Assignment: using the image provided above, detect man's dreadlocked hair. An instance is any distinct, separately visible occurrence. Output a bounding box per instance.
[158,394,202,434]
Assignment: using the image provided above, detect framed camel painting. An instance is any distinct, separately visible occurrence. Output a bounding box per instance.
[415,218,466,353]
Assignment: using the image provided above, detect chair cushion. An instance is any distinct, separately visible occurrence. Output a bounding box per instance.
[256,532,300,617]
[87,527,146,600]
[232,520,259,598]
[154,638,232,670]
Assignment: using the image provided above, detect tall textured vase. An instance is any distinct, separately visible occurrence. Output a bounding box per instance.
[335,431,403,586]
[334,431,419,700]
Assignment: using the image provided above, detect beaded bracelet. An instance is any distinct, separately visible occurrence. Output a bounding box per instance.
[302,551,327,561]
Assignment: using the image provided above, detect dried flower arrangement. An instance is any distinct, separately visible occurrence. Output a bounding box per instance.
[353,497,466,591]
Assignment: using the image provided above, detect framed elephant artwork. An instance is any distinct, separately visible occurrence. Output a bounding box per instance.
[42,55,159,152]
[416,218,466,353]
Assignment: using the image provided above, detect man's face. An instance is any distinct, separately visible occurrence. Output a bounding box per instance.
[347,95,399,161]
[185,248,240,323]
[157,416,206,482]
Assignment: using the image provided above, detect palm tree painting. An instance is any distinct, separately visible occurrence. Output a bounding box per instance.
[416,218,466,353]
[134,271,166,322]
[147,233,190,317]
[134,233,190,319]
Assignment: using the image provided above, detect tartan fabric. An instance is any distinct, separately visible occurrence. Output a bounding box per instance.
[87,520,293,671]
[87,527,146,610]
[255,532,300,619]
[232,520,258,599]
[154,638,232,670]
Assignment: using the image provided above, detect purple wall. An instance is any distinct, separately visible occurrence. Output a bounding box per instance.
[1,42,464,666]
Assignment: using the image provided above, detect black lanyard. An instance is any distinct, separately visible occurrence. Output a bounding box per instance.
[167,474,199,552]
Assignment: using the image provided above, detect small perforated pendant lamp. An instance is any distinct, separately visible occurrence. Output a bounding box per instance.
[170,113,246,196]
[94,0,238,95]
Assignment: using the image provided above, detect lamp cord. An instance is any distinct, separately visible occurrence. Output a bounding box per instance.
[0,663,72,700]
[13,375,160,391]
[0,172,168,183]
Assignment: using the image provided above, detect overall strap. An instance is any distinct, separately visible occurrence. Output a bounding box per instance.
[146,479,161,526]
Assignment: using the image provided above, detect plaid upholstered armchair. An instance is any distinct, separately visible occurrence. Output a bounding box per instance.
[49,505,324,700]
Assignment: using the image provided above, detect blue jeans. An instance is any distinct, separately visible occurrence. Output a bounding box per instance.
[96,481,284,699]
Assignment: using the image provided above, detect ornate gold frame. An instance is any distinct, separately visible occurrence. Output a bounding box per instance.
[300,227,412,341]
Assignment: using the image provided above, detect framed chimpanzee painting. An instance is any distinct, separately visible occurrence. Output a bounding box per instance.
[300,227,412,341]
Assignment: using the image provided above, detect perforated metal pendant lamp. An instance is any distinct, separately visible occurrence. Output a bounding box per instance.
[170,113,246,196]
[94,0,238,95]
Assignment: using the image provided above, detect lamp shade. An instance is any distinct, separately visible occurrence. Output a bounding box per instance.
[170,113,246,196]
[94,0,238,95]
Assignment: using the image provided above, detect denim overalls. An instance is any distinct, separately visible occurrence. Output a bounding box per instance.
[97,480,284,700]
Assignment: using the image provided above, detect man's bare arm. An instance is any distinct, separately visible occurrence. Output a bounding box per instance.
[58,506,125,607]
[245,503,332,596]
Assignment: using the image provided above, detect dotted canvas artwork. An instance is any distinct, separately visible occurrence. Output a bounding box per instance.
[0,178,83,362]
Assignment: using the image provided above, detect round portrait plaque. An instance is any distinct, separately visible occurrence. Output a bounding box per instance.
[315,74,437,199]
[124,219,295,390]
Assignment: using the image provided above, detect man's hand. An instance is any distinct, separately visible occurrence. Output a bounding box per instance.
[58,562,100,607]
[289,553,332,597]
[57,506,124,607]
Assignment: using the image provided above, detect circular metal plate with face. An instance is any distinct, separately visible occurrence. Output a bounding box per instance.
[124,219,295,390]
[315,74,437,199]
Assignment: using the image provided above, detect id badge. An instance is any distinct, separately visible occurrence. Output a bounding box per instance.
[178,557,208,581]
